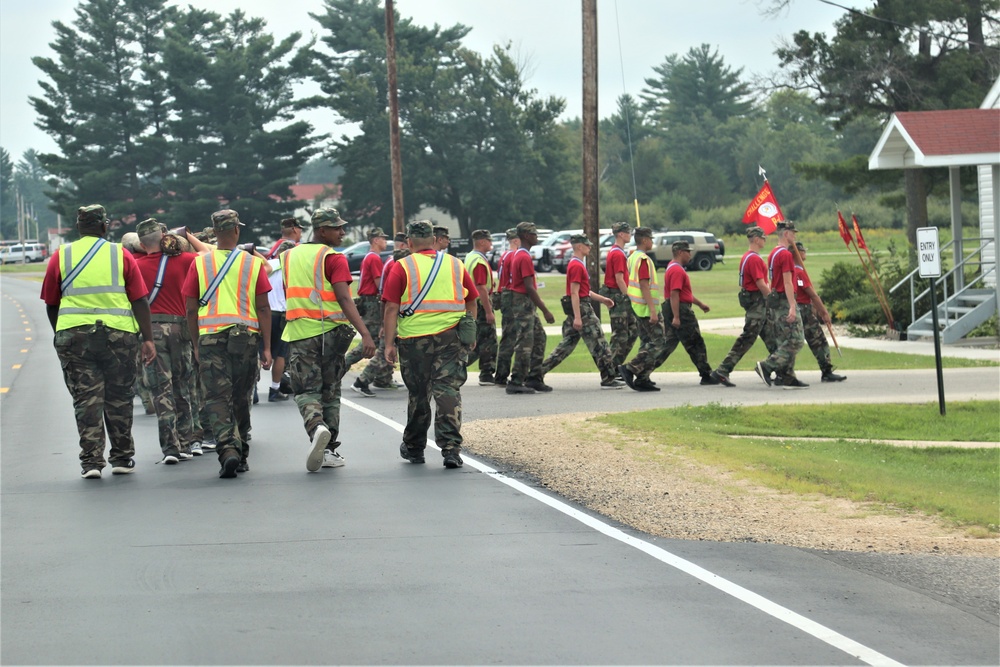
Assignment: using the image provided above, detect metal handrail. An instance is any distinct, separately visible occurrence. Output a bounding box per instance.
[889,236,996,324]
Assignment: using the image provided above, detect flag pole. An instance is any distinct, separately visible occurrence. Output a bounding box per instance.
[852,213,894,330]
[826,321,843,357]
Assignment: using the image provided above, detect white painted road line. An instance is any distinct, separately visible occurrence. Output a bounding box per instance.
[344,397,905,667]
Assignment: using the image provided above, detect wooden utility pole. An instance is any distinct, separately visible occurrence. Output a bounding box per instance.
[385,0,405,235]
[581,0,599,290]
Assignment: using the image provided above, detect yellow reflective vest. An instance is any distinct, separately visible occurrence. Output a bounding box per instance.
[627,249,659,318]
[463,250,494,293]
[397,251,468,338]
[192,249,263,335]
[56,236,138,333]
[281,243,348,342]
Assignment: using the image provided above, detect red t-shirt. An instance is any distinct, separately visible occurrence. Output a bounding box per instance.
[40,242,149,306]
[768,245,795,293]
[321,251,353,286]
[181,250,272,301]
[358,251,384,296]
[603,245,628,289]
[663,261,693,304]
[738,251,766,292]
[794,265,812,305]
[380,257,396,293]
[497,249,514,292]
[565,257,591,298]
[472,263,490,288]
[508,248,535,295]
[381,249,478,305]
[135,251,197,316]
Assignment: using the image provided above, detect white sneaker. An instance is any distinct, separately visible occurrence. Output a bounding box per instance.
[190,442,203,456]
[178,452,193,460]
[81,468,102,479]
[307,425,331,472]
[111,459,136,475]
[162,455,180,465]
[322,449,346,468]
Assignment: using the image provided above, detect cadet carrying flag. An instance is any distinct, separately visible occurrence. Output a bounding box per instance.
[741,182,784,235]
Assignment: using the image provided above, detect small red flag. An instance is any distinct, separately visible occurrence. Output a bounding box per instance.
[852,214,868,251]
[741,182,784,235]
[837,211,853,247]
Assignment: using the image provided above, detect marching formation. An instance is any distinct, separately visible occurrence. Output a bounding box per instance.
[41,206,844,481]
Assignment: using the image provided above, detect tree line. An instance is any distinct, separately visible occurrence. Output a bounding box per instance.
[4,0,996,248]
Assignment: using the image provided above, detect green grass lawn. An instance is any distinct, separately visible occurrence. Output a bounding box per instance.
[599,401,1000,533]
[467,331,995,373]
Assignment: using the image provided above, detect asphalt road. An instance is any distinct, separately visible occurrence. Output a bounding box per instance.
[2,274,997,666]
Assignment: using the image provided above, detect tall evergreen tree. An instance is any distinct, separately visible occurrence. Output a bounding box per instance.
[30,0,173,228]
[0,148,17,240]
[161,8,318,240]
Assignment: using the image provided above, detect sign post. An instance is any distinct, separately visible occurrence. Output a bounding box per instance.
[916,227,945,416]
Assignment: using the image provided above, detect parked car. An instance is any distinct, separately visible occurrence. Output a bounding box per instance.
[549,229,612,273]
[631,231,724,271]
[486,228,557,272]
[340,240,395,274]
[0,242,46,264]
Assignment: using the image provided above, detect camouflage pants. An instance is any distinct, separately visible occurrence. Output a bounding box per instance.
[141,320,197,457]
[494,291,515,381]
[54,325,139,470]
[661,302,713,377]
[189,356,205,443]
[345,296,392,383]
[623,314,668,383]
[800,303,833,372]
[398,325,467,453]
[541,298,617,381]
[716,291,767,376]
[506,292,546,385]
[198,328,259,463]
[761,301,804,377]
[464,306,498,379]
[287,328,349,445]
[598,286,638,368]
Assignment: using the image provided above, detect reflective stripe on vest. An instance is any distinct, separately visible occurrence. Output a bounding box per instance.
[56,237,137,332]
[194,249,261,335]
[464,250,494,293]
[626,250,659,318]
[398,252,466,338]
[282,244,346,322]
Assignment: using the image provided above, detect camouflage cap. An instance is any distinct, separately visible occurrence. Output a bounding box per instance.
[77,204,108,226]
[612,221,631,234]
[471,229,491,241]
[569,234,592,246]
[672,240,691,253]
[746,225,766,239]
[393,232,408,244]
[211,209,244,231]
[280,217,305,229]
[633,227,653,239]
[367,227,388,240]
[275,240,298,256]
[407,220,434,238]
[776,220,797,232]
[516,221,537,235]
[795,241,807,252]
[312,208,347,228]
[136,218,161,237]
[433,226,450,238]
[505,227,518,240]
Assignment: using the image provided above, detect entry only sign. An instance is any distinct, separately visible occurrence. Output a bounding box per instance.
[916,227,942,278]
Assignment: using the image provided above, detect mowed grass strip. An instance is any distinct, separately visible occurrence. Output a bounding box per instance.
[467,332,996,373]
[599,402,1000,533]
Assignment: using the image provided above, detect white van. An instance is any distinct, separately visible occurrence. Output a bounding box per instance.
[0,243,46,264]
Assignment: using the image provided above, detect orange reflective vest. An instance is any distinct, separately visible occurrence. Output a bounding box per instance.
[193,249,263,335]
[281,243,348,342]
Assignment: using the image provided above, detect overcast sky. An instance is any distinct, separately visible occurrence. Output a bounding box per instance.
[0,0,855,162]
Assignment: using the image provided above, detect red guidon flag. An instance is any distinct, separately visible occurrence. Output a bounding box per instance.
[837,211,853,247]
[852,214,868,252]
[741,182,784,235]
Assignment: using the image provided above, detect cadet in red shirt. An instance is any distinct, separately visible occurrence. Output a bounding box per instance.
[538,235,623,388]
[134,218,200,463]
[599,221,638,369]
[794,242,845,383]
[503,222,556,394]
[659,240,717,385]
[755,221,806,388]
